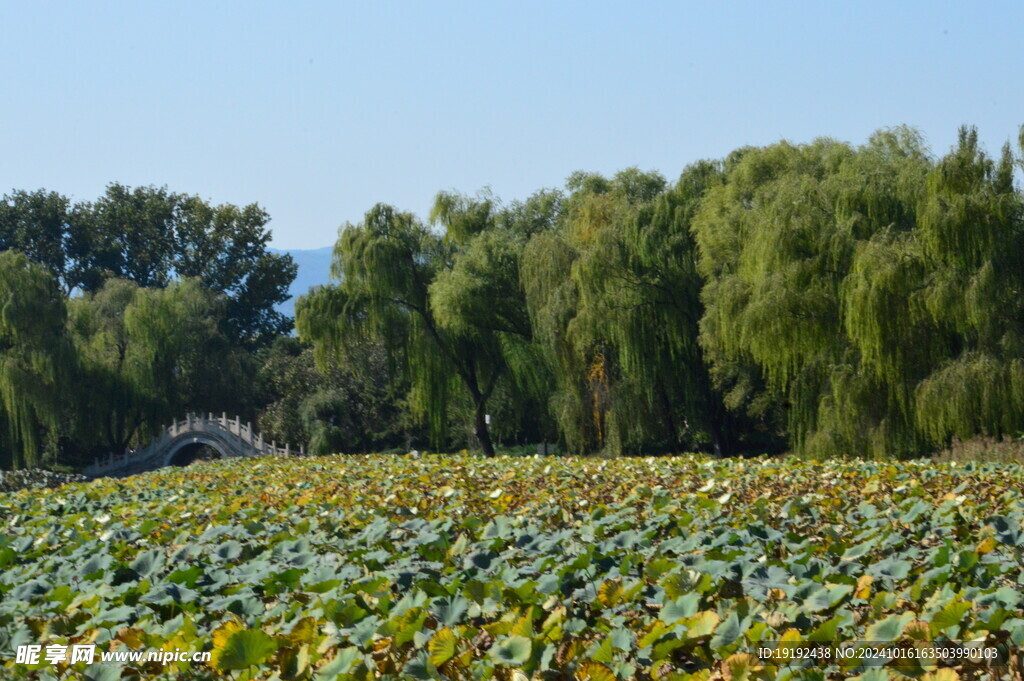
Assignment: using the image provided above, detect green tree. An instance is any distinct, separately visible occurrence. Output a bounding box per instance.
[174,195,297,345]
[0,190,71,290]
[519,167,735,455]
[578,163,732,453]
[255,336,409,455]
[65,279,147,458]
[298,202,512,456]
[2,183,296,345]
[430,189,561,449]
[125,279,251,427]
[693,125,1024,458]
[66,278,254,462]
[693,132,929,457]
[81,184,178,289]
[847,127,1024,450]
[0,251,71,468]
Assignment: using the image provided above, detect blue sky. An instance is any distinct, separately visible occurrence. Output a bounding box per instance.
[2,2,1022,249]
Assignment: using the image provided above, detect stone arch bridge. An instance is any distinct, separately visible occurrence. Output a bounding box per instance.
[83,413,303,478]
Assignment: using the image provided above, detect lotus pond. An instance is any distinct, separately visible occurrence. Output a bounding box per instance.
[2,455,1024,680]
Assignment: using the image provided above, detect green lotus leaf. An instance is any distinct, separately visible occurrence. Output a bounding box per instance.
[432,595,469,627]
[489,635,532,666]
[865,612,915,643]
[213,628,277,671]
[428,627,458,666]
[130,549,165,578]
[710,612,749,650]
[929,600,972,637]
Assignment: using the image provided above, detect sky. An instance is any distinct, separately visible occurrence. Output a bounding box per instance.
[2,2,1022,249]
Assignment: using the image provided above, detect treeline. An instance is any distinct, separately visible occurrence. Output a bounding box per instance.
[0,185,298,468]
[3,125,1022,467]
[0,184,434,470]
[298,125,1024,459]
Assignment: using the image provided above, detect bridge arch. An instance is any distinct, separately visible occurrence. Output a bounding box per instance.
[84,413,303,478]
[163,433,230,467]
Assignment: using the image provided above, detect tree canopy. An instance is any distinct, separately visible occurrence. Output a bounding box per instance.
[297,198,532,457]
[0,183,294,468]
[0,184,296,345]
[297,124,1024,460]
[0,251,71,468]
[5,124,1024,468]
[694,126,1024,458]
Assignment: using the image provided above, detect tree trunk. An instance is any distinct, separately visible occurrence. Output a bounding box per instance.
[693,342,730,457]
[656,378,683,454]
[473,399,496,457]
[706,405,728,457]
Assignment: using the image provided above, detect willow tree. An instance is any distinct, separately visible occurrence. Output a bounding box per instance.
[65,277,249,461]
[66,279,146,458]
[521,229,590,451]
[578,163,733,453]
[0,250,71,468]
[694,125,1024,458]
[430,189,563,445]
[297,203,509,456]
[522,167,733,454]
[124,278,247,429]
[694,130,937,457]
[521,175,625,453]
[845,127,1024,448]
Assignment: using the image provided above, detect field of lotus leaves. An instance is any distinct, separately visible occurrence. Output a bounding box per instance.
[2,454,1024,680]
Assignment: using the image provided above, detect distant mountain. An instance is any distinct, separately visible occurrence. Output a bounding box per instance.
[270,246,334,320]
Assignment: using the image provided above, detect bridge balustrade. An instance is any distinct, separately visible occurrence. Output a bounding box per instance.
[83,413,305,478]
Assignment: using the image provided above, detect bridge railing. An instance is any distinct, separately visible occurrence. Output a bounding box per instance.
[84,413,305,477]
